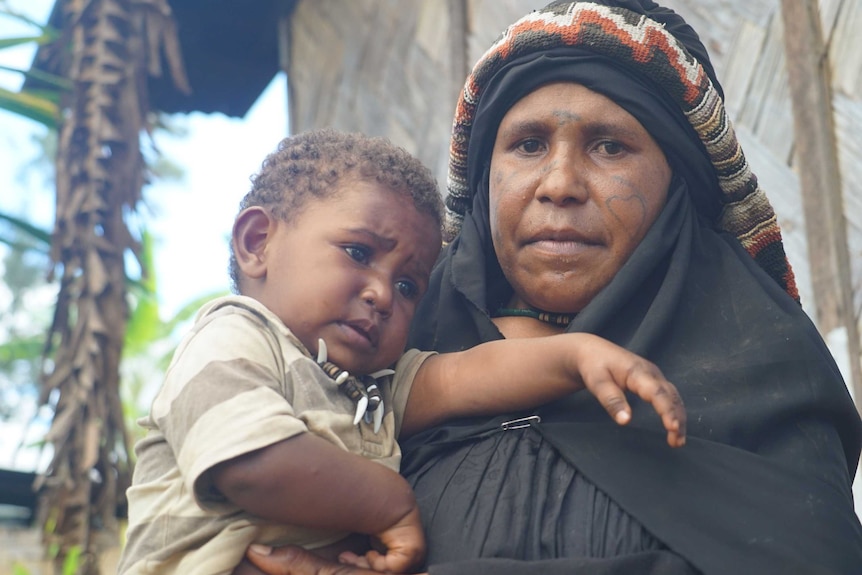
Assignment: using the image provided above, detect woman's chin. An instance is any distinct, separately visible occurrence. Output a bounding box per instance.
[510,280,592,313]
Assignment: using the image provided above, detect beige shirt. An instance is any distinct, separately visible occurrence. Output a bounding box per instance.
[118,295,432,575]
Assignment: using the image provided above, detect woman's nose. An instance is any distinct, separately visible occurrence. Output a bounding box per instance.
[535,150,588,205]
[361,277,393,318]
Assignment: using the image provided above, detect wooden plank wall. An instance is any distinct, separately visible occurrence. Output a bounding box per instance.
[665,0,861,323]
[285,0,546,189]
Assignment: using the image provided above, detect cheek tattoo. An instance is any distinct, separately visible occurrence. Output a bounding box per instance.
[606,195,647,239]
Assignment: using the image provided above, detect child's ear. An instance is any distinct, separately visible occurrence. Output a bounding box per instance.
[232,207,274,280]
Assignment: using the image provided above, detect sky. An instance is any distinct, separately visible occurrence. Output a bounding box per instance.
[142,80,289,315]
[0,0,288,469]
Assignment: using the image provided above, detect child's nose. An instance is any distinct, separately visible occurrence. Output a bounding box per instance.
[361,277,393,318]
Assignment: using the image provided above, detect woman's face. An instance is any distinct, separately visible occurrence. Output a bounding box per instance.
[489,82,672,313]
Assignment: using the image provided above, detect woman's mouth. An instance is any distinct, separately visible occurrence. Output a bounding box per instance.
[532,238,589,255]
[526,237,601,260]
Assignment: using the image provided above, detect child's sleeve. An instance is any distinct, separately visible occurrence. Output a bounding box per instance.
[150,306,309,511]
[389,348,437,437]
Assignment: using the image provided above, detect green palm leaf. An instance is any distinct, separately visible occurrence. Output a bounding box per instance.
[0,33,52,50]
[0,211,52,248]
[0,86,58,127]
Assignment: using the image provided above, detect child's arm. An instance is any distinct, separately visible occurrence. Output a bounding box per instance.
[401,333,686,446]
[210,432,424,573]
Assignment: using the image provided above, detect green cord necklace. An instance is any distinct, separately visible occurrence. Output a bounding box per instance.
[493,307,576,327]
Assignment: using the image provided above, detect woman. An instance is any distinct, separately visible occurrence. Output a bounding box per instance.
[247,1,862,573]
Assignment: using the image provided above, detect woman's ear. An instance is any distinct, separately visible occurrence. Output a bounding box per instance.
[232,207,273,280]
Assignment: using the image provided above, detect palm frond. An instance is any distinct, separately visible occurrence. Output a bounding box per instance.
[0,211,52,246]
[0,4,58,33]
[0,34,51,50]
[0,63,70,92]
[0,86,58,127]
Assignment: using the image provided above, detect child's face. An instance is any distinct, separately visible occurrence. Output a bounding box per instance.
[255,181,441,374]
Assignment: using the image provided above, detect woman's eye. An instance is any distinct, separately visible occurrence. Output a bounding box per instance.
[344,245,370,264]
[395,279,419,300]
[516,138,544,154]
[597,140,625,156]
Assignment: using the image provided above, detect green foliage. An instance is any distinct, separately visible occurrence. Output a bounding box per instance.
[125,230,161,355]
[0,85,58,126]
[0,35,50,50]
[0,212,51,418]
[121,231,229,441]
[61,545,82,575]
[0,2,66,128]
[0,211,51,252]
[0,334,42,364]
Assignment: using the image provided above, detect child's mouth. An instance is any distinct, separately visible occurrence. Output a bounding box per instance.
[340,319,379,350]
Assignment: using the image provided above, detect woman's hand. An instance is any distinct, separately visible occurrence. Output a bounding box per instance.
[246,544,429,575]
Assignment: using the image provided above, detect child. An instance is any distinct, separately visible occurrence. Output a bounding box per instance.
[118,130,685,575]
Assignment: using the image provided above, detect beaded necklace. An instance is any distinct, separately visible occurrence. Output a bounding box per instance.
[493,307,576,327]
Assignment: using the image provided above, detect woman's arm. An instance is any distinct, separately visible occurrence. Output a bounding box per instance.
[402,333,685,445]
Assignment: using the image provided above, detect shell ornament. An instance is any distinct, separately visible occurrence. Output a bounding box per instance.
[316,338,392,433]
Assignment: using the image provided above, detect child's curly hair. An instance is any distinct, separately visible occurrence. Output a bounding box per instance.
[229,129,443,292]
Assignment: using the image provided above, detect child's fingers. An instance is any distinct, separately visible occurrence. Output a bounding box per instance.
[583,375,634,425]
[579,340,687,448]
[372,506,425,572]
[662,394,686,447]
[626,365,687,447]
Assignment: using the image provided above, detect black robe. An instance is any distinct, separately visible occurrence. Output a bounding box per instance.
[403,178,862,574]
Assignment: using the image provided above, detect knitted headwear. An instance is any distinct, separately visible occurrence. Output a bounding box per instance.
[444,0,799,301]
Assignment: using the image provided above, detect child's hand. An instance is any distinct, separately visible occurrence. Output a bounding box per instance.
[339,505,425,573]
[572,334,686,447]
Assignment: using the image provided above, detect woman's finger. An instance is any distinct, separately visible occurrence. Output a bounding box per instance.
[246,545,367,575]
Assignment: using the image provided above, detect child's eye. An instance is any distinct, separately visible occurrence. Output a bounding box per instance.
[345,245,371,264]
[395,279,419,300]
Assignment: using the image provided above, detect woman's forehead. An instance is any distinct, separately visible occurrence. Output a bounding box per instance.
[502,83,637,120]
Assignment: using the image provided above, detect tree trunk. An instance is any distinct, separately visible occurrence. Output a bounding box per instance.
[36,1,188,572]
